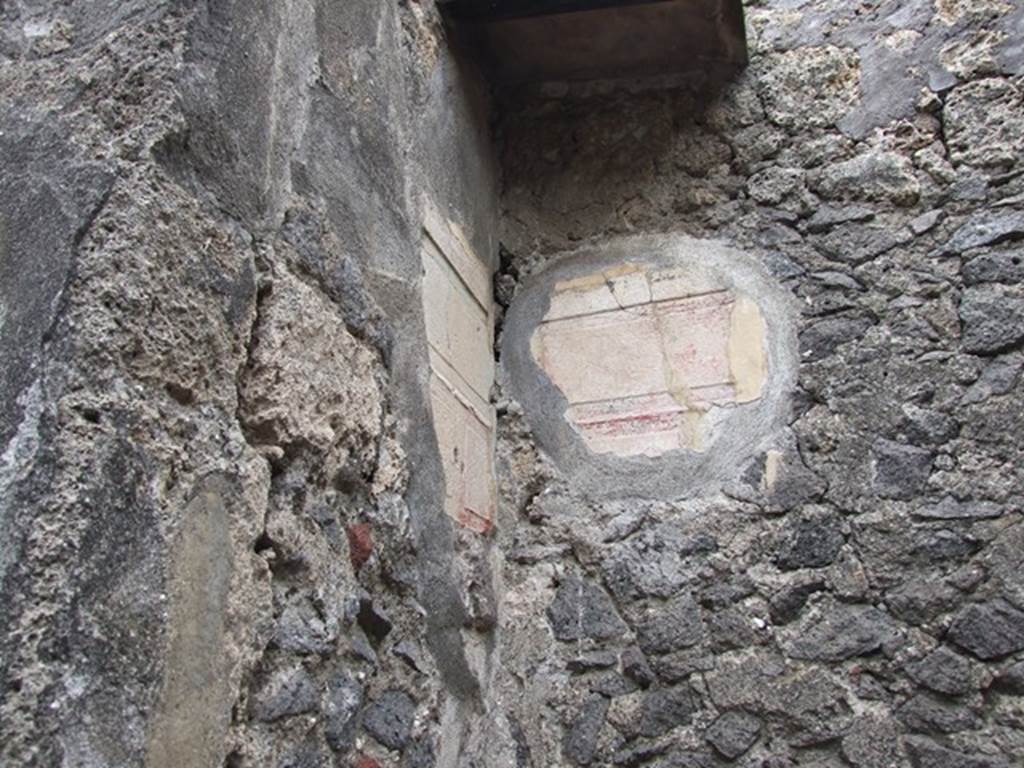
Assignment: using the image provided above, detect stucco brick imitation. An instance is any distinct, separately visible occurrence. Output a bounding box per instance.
[421,201,498,533]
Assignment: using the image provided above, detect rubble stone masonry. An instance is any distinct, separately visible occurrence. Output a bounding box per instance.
[1,1,1023,766]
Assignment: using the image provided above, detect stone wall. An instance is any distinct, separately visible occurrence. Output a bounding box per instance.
[1,1,1023,767]
[0,1,500,766]
[491,1,1024,766]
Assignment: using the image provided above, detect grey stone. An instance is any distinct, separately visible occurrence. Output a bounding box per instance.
[769,580,825,625]
[637,686,697,738]
[610,741,671,767]
[739,446,827,512]
[840,715,905,768]
[913,497,1003,521]
[944,78,1024,170]
[362,689,416,751]
[909,210,943,236]
[567,651,619,673]
[810,150,920,206]
[959,286,1024,355]
[250,666,319,723]
[747,166,804,205]
[621,646,655,688]
[761,249,807,280]
[800,315,874,362]
[648,647,716,683]
[963,249,1024,286]
[547,576,628,643]
[636,594,705,656]
[898,692,980,734]
[947,599,1024,660]
[993,660,1024,695]
[402,738,436,768]
[324,673,363,753]
[961,354,1023,404]
[773,667,854,747]
[806,204,876,234]
[272,598,337,655]
[563,695,609,766]
[774,509,844,570]
[900,405,959,446]
[904,736,1011,768]
[392,639,426,673]
[934,210,1024,257]
[277,744,329,768]
[810,270,866,292]
[887,581,960,626]
[699,577,755,609]
[784,602,900,662]
[590,672,640,698]
[912,529,982,563]
[704,711,761,760]
[871,439,932,500]
[602,524,715,601]
[705,608,758,653]
[817,223,910,265]
[753,45,860,131]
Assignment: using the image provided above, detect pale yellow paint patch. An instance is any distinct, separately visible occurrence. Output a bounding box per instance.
[553,262,642,295]
[762,449,784,492]
[728,295,768,403]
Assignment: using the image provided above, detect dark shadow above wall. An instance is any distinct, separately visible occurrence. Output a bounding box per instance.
[438,0,747,91]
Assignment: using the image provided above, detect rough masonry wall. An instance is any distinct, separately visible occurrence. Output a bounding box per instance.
[0,2,500,766]
[493,1,1024,766]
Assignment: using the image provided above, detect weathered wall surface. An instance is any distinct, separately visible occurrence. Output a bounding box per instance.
[493,1,1024,766]
[0,1,499,766]
[3,0,1024,767]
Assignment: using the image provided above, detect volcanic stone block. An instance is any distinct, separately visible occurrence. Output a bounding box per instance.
[774,509,844,570]
[325,673,364,752]
[840,715,905,768]
[563,695,609,766]
[947,599,1024,660]
[636,594,705,655]
[993,660,1024,695]
[250,666,319,723]
[963,249,1024,286]
[547,576,628,642]
[934,209,1024,257]
[904,736,1012,768]
[898,692,980,734]
[362,690,416,751]
[637,686,698,738]
[705,711,761,759]
[913,497,1003,520]
[602,523,715,601]
[959,286,1024,355]
[871,439,932,500]
[783,601,899,662]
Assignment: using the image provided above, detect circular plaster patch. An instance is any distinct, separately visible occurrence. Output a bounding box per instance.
[502,235,797,499]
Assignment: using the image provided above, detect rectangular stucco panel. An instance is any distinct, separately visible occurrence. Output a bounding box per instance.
[422,201,496,533]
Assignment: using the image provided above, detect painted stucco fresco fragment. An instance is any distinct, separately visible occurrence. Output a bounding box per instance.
[530,263,767,457]
[421,204,496,533]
